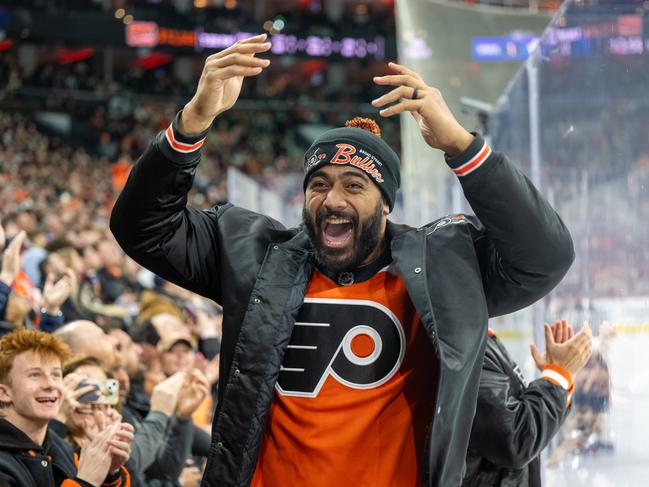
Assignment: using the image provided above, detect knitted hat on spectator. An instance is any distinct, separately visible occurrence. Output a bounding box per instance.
[303,118,401,211]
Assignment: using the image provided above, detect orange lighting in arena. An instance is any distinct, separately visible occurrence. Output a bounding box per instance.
[158,28,196,47]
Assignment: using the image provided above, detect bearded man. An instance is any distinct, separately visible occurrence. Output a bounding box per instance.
[110,34,574,487]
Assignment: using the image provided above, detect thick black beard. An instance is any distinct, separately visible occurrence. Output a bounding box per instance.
[303,201,383,274]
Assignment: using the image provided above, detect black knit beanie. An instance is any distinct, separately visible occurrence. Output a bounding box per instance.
[303,119,401,210]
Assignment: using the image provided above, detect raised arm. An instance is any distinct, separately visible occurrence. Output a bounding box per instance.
[373,62,574,316]
[469,322,591,468]
[469,347,569,469]
[109,35,271,300]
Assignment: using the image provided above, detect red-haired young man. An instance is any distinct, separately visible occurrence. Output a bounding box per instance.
[0,328,133,487]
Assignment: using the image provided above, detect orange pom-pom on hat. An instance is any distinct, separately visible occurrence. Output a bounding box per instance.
[345,117,381,137]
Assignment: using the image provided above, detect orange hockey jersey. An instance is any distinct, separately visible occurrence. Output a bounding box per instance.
[251,265,438,487]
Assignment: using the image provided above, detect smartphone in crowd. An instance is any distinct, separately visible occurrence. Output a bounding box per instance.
[76,379,120,405]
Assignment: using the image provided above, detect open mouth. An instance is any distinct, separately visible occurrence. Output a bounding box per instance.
[35,397,58,406]
[322,217,354,248]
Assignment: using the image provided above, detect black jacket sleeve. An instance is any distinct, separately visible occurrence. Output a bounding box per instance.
[446,134,575,317]
[109,112,222,301]
[468,338,569,469]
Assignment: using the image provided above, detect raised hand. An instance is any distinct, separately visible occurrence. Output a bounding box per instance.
[81,411,134,479]
[57,372,96,423]
[149,371,186,417]
[179,464,203,487]
[531,319,574,371]
[176,369,210,420]
[532,321,592,377]
[106,422,134,473]
[76,422,117,486]
[143,345,166,398]
[372,62,474,155]
[551,318,574,344]
[181,34,272,134]
[42,269,76,315]
[0,230,25,286]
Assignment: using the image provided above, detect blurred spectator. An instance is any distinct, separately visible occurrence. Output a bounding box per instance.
[54,319,209,485]
[0,328,132,486]
[55,357,126,455]
[1,227,75,335]
[548,350,614,467]
[135,311,216,439]
[53,320,121,371]
[464,320,592,487]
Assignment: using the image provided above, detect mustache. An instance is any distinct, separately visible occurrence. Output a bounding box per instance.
[315,210,358,228]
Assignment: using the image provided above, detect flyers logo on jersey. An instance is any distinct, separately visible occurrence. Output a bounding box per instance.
[276,298,406,398]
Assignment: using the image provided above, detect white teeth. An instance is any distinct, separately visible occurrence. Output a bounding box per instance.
[326,218,351,224]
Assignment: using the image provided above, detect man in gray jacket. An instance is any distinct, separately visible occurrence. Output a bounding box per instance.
[110,34,574,487]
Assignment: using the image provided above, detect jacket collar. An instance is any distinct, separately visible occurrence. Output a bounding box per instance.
[0,419,77,477]
[278,226,313,253]
[0,418,45,451]
[386,220,415,239]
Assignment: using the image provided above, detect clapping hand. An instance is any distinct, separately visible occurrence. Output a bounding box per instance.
[176,369,210,420]
[531,320,592,377]
[42,269,76,315]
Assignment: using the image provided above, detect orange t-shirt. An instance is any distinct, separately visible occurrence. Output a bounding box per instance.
[251,266,438,487]
[112,160,132,191]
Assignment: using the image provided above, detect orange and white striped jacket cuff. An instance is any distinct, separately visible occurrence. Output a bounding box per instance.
[542,364,574,406]
[164,123,206,154]
[444,133,493,178]
[157,110,209,165]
